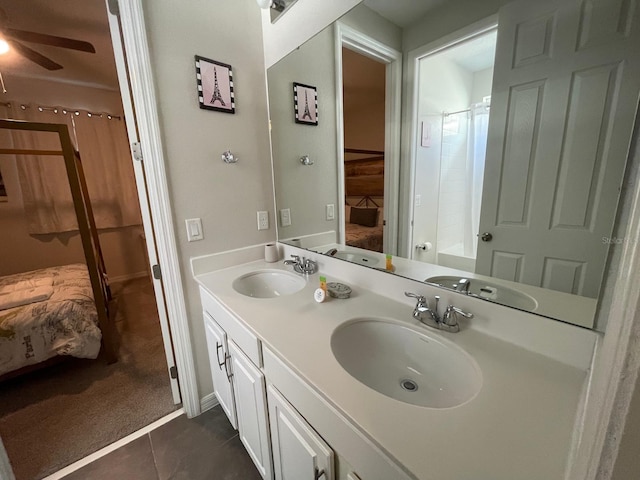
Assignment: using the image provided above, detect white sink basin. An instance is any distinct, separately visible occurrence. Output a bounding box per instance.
[426,275,538,311]
[232,270,306,298]
[331,319,482,408]
[333,251,380,267]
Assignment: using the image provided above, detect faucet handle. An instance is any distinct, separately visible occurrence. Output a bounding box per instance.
[443,305,473,327]
[405,291,427,305]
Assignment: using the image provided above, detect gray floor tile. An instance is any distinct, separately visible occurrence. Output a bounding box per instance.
[62,435,158,480]
[150,407,257,480]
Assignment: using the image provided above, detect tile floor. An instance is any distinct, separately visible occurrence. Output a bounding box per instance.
[62,406,261,480]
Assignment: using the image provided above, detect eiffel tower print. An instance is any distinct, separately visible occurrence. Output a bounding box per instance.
[302,90,312,120]
[210,67,226,106]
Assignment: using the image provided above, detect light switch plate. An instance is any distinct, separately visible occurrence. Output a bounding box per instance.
[280,208,291,227]
[326,204,335,220]
[257,211,269,231]
[185,218,203,242]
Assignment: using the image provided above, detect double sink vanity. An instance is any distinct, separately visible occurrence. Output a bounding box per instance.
[192,242,598,480]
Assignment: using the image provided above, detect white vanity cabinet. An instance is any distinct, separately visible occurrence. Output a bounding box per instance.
[267,384,334,480]
[228,340,273,480]
[200,287,272,480]
[203,312,237,429]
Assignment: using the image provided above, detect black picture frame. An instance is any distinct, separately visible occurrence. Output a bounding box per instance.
[293,82,318,126]
[195,55,235,114]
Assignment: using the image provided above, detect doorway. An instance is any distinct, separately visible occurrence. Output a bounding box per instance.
[335,23,402,256]
[410,28,497,270]
[0,1,180,478]
[341,47,386,254]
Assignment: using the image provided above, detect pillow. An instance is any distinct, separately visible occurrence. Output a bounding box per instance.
[350,207,378,227]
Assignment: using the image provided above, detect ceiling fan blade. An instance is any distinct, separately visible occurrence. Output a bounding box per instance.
[8,40,63,70]
[4,28,95,53]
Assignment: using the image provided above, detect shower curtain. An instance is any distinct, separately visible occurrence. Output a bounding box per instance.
[463,102,490,258]
[1,102,141,234]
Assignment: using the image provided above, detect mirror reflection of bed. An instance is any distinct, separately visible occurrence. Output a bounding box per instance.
[344,148,385,253]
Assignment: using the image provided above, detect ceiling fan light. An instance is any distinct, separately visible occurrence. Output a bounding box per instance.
[0,39,9,55]
[256,0,273,9]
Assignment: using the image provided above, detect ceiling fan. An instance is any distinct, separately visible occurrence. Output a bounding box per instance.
[0,7,95,71]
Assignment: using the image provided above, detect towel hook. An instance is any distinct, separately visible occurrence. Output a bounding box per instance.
[222,150,238,164]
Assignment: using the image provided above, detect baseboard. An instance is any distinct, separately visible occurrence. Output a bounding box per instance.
[109,271,149,284]
[200,393,219,413]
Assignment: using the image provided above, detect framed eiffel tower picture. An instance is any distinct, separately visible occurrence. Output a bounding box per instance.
[293,82,318,126]
[195,55,235,114]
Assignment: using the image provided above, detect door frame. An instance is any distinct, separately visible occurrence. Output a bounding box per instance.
[105,1,181,406]
[399,15,498,259]
[106,0,200,416]
[334,22,402,254]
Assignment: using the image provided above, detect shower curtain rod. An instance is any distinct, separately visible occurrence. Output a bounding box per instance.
[0,102,121,120]
[444,108,471,117]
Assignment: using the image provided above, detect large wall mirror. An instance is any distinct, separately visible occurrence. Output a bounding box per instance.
[267,0,640,329]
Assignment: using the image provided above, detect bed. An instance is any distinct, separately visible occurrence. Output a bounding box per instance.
[0,264,102,377]
[345,222,384,252]
[0,119,117,378]
[344,148,385,252]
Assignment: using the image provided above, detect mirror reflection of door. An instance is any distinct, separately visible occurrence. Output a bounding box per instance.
[476,0,639,299]
[341,47,386,254]
[411,29,497,271]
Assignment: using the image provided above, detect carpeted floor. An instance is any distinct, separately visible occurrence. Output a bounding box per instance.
[0,276,178,480]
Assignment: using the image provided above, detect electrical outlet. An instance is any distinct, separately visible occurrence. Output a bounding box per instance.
[185,218,203,242]
[257,211,269,231]
[326,204,335,220]
[280,208,291,227]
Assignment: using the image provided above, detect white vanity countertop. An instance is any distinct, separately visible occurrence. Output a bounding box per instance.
[194,258,589,480]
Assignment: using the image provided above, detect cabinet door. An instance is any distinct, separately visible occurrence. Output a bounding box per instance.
[228,340,273,480]
[203,311,237,429]
[267,384,334,480]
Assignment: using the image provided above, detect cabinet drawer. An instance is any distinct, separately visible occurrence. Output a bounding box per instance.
[263,347,414,480]
[200,286,262,366]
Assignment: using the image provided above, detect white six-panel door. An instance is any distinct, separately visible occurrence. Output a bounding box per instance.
[476,0,640,300]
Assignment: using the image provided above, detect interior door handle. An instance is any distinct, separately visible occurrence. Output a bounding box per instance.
[215,342,225,369]
[480,232,493,242]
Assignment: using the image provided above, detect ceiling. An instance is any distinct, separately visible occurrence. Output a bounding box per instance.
[363,0,449,28]
[0,0,118,90]
[437,29,497,72]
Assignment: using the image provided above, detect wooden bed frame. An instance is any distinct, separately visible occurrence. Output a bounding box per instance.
[0,118,118,365]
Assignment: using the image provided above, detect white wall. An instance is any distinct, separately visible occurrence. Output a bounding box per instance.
[412,56,472,264]
[142,0,275,397]
[0,75,147,280]
[261,0,360,68]
[268,26,339,241]
[402,0,508,53]
[612,374,640,479]
[471,67,494,104]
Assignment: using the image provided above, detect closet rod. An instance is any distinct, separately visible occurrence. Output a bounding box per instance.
[0,148,63,156]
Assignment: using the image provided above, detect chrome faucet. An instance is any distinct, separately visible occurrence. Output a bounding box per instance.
[453,278,471,293]
[404,292,473,333]
[283,255,318,274]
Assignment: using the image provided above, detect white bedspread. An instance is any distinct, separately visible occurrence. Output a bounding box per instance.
[0,264,102,376]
